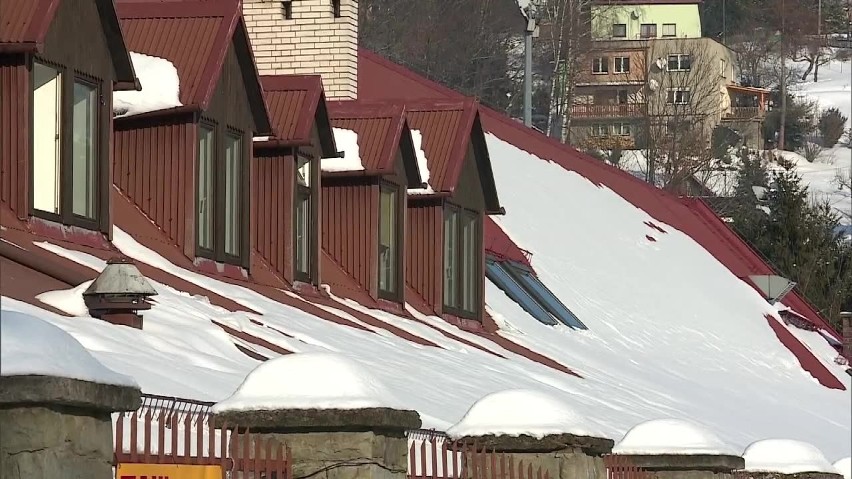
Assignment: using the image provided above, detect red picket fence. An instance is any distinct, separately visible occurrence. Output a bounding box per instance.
[407,430,552,479]
[603,455,657,479]
[114,393,291,479]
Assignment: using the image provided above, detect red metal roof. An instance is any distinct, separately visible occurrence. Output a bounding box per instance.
[326,100,421,184]
[116,0,270,131]
[357,48,845,389]
[259,75,336,156]
[0,0,136,88]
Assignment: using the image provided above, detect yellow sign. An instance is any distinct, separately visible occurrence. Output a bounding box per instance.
[116,463,222,479]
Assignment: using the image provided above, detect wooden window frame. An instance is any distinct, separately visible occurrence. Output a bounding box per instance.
[442,202,481,319]
[194,119,249,267]
[662,23,677,37]
[293,150,314,284]
[377,180,404,302]
[29,57,106,233]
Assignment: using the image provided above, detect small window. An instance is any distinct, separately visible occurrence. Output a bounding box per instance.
[591,123,609,137]
[503,261,587,329]
[592,57,609,74]
[378,183,400,298]
[616,90,629,104]
[612,23,627,38]
[294,157,312,281]
[640,23,657,38]
[71,81,98,220]
[667,54,691,71]
[615,122,632,136]
[667,88,691,104]
[662,23,676,37]
[614,56,630,73]
[283,0,293,19]
[32,62,62,215]
[443,204,479,316]
[196,125,215,252]
[332,0,341,17]
[486,258,558,326]
[223,133,242,257]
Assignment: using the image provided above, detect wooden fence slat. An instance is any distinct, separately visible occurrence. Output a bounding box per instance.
[171,413,178,464]
[158,409,166,463]
[431,436,439,479]
[452,441,460,479]
[441,438,449,479]
[244,427,251,473]
[130,410,138,462]
[115,413,124,463]
[183,412,191,464]
[420,438,427,479]
[143,409,152,462]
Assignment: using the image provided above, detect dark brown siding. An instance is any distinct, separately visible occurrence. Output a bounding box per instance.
[0,56,29,219]
[113,118,196,255]
[252,151,295,283]
[406,200,443,312]
[321,178,379,296]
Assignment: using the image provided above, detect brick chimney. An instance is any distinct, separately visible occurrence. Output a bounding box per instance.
[243,0,358,100]
[842,312,852,359]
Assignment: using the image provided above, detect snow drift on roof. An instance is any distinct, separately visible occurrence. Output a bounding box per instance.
[114,52,182,118]
[834,457,851,479]
[212,353,399,413]
[0,310,137,387]
[446,389,601,439]
[37,281,91,316]
[743,439,836,474]
[322,128,365,172]
[611,418,738,456]
[408,129,435,195]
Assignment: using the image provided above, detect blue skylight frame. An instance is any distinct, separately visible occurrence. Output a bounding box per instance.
[485,258,558,326]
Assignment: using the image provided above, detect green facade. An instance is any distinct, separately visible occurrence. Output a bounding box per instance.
[591,3,702,40]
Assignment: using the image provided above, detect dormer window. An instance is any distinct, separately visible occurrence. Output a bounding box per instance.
[31,60,104,229]
[294,156,313,281]
[378,181,403,299]
[195,120,248,264]
[443,203,479,316]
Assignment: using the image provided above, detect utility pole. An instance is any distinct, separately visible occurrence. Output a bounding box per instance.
[722,0,726,44]
[523,11,538,128]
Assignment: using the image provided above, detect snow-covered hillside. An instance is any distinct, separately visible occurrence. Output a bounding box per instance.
[2,132,849,460]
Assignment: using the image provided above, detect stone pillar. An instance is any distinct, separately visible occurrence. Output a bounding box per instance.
[215,407,421,479]
[613,453,745,479]
[455,433,615,479]
[0,375,141,479]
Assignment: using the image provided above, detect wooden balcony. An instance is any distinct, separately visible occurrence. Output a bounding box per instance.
[571,103,644,119]
[723,107,766,120]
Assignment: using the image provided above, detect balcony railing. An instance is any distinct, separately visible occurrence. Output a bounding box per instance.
[571,104,644,118]
[723,107,765,119]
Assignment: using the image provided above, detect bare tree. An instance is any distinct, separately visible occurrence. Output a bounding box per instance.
[636,39,731,192]
[792,39,833,81]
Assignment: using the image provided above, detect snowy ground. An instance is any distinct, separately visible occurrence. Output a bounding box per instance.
[2,131,849,460]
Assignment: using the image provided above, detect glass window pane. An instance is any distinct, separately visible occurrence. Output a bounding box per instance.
[460,211,477,312]
[378,186,397,295]
[297,157,311,187]
[505,263,587,330]
[197,125,214,250]
[224,133,242,256]
[32,62,62,214]
[71,81,97,219]
[486,259,557,326]
[443,207,458,308]
[295,190,311,276]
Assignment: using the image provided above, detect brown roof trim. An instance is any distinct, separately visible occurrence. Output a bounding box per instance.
[113,104,201,123]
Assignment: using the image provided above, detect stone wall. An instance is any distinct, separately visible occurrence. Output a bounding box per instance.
[243,0,358,99]
[0,376,140,479]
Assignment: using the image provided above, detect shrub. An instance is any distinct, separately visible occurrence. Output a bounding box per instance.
[818,108,848,147]
[800,142,823,163]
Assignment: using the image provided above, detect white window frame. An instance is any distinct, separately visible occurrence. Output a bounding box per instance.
[614,56,630,74]
[615,123,632,136]
[592,57,609,74]
[591,123,609,137]
[667,88,691,105]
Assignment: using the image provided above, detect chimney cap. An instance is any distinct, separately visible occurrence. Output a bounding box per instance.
[83,256,157,297]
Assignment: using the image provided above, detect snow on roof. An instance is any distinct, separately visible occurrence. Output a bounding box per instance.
[611,419,738,456]
[113,52,182,118]
[407,129,435,195]
[743,439,836,474]
[446,389,602,439]
[212,353,399,413]
[834,457,851,479]
[0,310,137,388]
[321,128,365,172]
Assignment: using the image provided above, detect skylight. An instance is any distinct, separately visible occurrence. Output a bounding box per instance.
[486,257,586,330]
